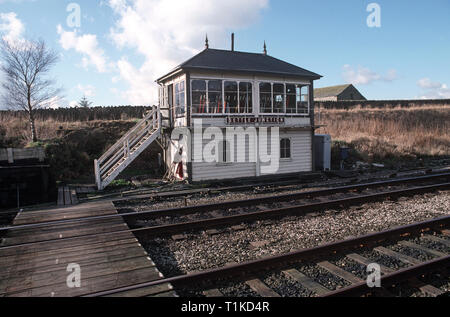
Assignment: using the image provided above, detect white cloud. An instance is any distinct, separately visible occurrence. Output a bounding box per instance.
[108,0,268,104]
[417,78,450,99]
[76,84,96,97]
[0,12,24,43]
[342,65,398,85]
[69,100,78,108]
[57,24,108,73]
[417,78,442,90]
[44,96,69,109]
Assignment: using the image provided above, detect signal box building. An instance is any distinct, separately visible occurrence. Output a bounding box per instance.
[156,41,322,183]
[94,39,322,190]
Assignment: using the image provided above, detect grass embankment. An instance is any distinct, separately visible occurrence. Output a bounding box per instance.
[316,105,450,168]
[0,117,161,184]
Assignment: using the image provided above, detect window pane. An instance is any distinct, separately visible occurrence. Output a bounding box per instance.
[239,82,253,113]
[286,84,296,114]
[273,83,285,113]
[192,80,206,91]
[208,80,222,92]
[286,84,295,94]
[301,85,309,100]
[192,91,207,114]
[259,82,272,113]
[174,81,186,117]
[297,85,309,114]
[280,138,291,159]
[225,81,238,114]
[178,92,185,115]
[260,82,271,93]
[208,92,222,114]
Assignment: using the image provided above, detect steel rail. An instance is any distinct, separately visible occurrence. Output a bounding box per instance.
[82,215,450,297]
[322,255,450,297]
[130,182,450,238]
[1,182,449,250]
[1,172,449,233]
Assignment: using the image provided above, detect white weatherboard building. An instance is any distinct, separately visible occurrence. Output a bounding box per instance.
[94,40,322,190]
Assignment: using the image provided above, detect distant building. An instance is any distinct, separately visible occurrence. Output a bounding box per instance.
[314,84,366,101]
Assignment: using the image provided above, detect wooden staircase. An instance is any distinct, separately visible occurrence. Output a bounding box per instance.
[94,106,161,190]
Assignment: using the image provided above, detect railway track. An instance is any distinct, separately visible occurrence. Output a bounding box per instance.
[82,164,450,204]
[83,216,450,297]
[1,172,449,248]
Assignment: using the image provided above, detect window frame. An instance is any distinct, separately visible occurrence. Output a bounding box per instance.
[174,80,186,118]
[259,82,310,116]
[190,77,311,117]
[191,77,256,116]
[280,137,292,160]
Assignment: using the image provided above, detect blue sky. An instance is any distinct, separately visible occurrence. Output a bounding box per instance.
[0,0,449,108]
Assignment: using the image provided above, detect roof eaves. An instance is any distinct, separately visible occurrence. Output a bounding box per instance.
[182,66,322,79]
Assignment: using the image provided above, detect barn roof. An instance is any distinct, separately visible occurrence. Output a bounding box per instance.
[314,84,353,99]
[157,48,322,82]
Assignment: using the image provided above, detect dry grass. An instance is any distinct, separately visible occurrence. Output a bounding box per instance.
[316,104,450,161]
[0,117,139,147]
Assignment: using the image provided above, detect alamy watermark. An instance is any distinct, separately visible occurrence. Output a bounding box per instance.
[367,3,381,28]
[66,3,81,28]
[67,263,81,288]
[366,263,381,288]
[171,119,281,174]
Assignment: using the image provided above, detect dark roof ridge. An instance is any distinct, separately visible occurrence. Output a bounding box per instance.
[157,48,322,82]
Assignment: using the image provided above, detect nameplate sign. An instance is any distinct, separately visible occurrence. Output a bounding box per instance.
[227,117,285,125]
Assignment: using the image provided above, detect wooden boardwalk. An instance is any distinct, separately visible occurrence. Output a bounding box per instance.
[0,201,175,297]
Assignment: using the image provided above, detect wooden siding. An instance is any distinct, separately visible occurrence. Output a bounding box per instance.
[191,130,256,182]
[275,130,312,175]
[191,129,312,182]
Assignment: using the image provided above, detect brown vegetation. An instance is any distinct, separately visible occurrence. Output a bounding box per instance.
[316,104,450,165]
[1,102,449,182]
[0,115,160,183]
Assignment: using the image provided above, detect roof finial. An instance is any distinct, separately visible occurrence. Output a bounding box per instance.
[263,41,267,55]
[205,34,209,49]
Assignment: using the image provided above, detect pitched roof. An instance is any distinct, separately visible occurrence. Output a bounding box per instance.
[157,48,322,82]
[314,84,352,99]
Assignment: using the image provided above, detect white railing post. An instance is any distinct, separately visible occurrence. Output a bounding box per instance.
[157,104,161,128]
[124,140,129,158]
[94,159,102,190]
[152,106,157,129]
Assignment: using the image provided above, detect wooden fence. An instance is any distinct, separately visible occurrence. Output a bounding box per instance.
[0,147,45,163]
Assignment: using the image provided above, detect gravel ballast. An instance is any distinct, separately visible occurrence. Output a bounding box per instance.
[142,190,449,277]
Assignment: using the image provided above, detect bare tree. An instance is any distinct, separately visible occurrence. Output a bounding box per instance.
[0,38,60,142]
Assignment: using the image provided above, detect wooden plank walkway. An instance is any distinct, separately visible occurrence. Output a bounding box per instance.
[0,201,174,297]
[57,187,79,206]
